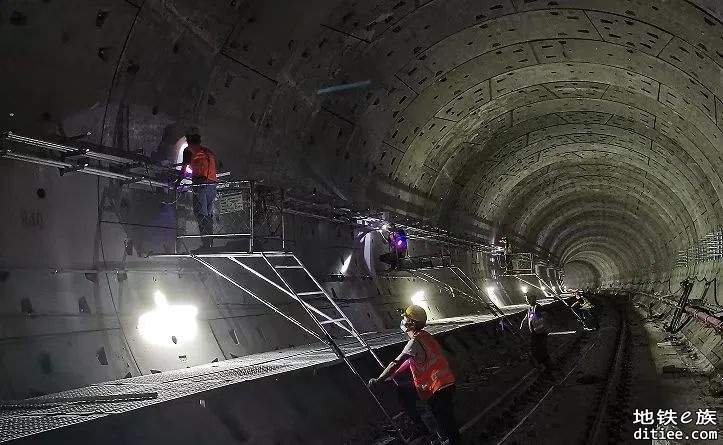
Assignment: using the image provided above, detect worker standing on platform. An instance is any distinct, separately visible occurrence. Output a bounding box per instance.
[368,305,460,444]
[379,223,408,270]
[175,128,218,253]
[520,294,553,371]
[501,237,513,273]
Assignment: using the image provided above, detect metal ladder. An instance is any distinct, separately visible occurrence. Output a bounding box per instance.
[259,252,385,367]
[159,247,408,443]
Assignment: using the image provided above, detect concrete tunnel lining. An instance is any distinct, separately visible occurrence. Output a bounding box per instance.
[1,0,723,442]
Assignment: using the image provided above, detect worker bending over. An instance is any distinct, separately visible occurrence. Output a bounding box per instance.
[520,294,553,371]
[379,223,408,270]
[571,290,596,329]
[368,305,460,444]
[175,128,218,253]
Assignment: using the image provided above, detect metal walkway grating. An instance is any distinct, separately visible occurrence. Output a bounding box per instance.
[0,312,512,443]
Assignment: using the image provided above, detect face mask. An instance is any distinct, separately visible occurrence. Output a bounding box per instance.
[400,319,408,332]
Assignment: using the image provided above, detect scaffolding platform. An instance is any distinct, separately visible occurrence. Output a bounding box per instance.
[0,312,520,443]
[0,131,174,188]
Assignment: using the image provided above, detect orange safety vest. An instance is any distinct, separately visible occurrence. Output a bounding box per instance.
[409,330,455,400]
[188,145,217,182]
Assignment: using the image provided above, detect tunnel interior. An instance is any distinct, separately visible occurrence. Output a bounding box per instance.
[0,0,722,443]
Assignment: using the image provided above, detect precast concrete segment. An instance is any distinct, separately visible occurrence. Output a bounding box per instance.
[541,210,669,255]
[563,260,600,288]
[0,0,722,401]
[551,226,660,271]
[509,178,693,241]
[500,174,699,248]
[353,1,723,279]
[568,252,621,280]
[516,195,678,253]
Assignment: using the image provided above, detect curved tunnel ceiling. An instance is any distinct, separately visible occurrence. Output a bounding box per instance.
[2,0,722,288]
[315,0,723,287]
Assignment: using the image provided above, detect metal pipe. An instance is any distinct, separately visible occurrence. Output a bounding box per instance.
[152,251,291,258]
[177,233,251,239]
[448,267,505,318]
[249,181,254,252]
[684,306,723,333]
[1,149,169,188]
[516,275,584,324]
[281,189,286,251]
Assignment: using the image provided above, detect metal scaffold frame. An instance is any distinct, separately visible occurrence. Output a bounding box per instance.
[153,248,407,442]
[383,254,523,337]
[487,250,586,325]
[511,274,586,325]
[174,180,287,253]
[0,131,172,188]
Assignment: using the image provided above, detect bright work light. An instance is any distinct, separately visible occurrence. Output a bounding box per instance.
[411,290,425,305]
[138,291,198,346]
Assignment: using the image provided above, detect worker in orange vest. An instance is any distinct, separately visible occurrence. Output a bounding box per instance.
[175,127,218,253]
[368,305,460,444]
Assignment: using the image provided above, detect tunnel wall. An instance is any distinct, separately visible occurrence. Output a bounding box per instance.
[601,256,723,370]
[2,0,723,399]
[0,176,495,400]
[0,0,521,399]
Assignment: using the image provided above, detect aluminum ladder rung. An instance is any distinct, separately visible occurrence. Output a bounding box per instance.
[296,291,325,296]
[274,265,304,269]
[320,317,347,325]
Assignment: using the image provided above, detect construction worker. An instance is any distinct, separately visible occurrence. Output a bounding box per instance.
[501,237,513,273]
[571,291,596,329]
[520,294,553,371]
[379,223,408,270]
[368,305,460,444]
[175,128,218,253]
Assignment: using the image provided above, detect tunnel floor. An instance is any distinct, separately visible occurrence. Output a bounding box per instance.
[408,296,722,445]
[3,300,721,444]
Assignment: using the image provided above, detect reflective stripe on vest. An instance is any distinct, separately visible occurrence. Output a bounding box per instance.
[409,330,455,400]
[528,305,538,332]
[189,145,217,182]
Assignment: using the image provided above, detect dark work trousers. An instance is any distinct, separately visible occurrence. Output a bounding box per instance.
[530,333,552,370]
[573,308,596,328]
[397,383,428,433]
[428,385,460,444]
[192,182,217,247]
[379,249,407,269]
[398,383,460,444]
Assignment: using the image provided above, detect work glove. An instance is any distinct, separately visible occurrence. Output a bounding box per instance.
[367,378,378,388]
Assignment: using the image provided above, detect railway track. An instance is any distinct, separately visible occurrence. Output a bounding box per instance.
[369,297,635,445]
[464,296,633,445]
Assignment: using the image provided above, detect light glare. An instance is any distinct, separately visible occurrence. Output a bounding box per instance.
[411,290,426,305]
[139,291,198,346]
[340,255,352,274]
